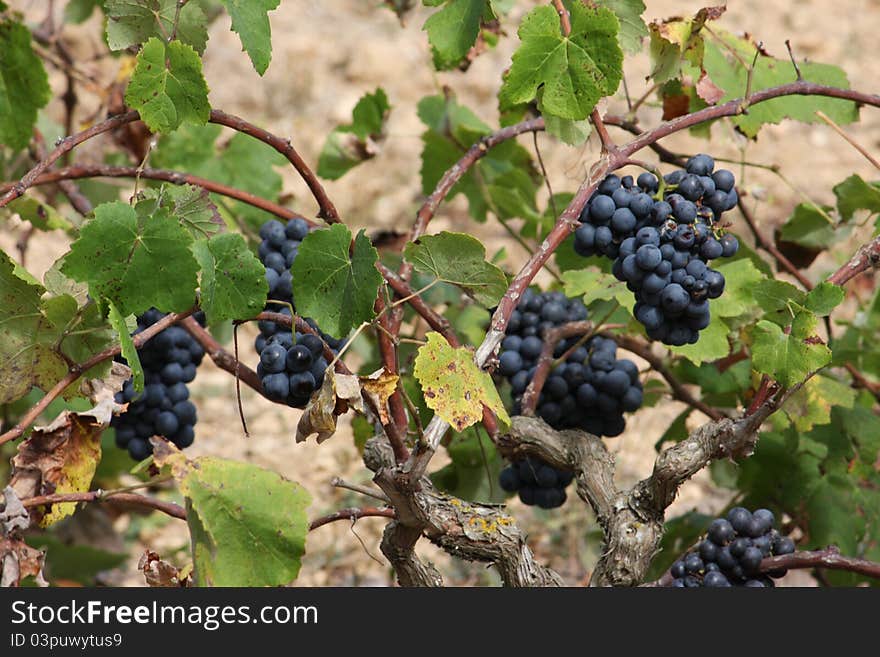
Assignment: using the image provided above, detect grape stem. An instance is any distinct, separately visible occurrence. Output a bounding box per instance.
[519,321,593,416]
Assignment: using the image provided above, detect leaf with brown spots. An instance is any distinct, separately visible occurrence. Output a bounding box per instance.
[413,332,509,432]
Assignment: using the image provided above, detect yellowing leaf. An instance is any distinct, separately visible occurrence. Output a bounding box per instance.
[10,403,112,527]
[413,332,509,432]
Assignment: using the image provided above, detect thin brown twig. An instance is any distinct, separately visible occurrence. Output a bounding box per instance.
[0,308,196,446]
[330,477,391,503]
[591,108,616,153]
[815,110,880,171]
[180,317,263,393]
[308,506,396,531]
[208,109,339,222]
[551,0,571,36]
[232,323,249,437]
[21,491,187,521]
[0,110,140,210]
[760,545,880,580]
[1,164,313,225]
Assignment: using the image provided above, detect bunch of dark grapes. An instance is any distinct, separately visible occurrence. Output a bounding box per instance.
[669,507,796,587]
[497,289,643,438]
[254,219,345,407]
[112,309,206,461]
[498,457,574,509]
[573,154,740,346]
[495,290,643,508]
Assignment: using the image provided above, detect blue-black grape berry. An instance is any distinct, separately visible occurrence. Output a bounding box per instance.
[668,506,796,587]
[111,310,206,460]
[575,155,740,346]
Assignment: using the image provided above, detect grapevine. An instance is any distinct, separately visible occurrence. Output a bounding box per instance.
[0,1,878,593]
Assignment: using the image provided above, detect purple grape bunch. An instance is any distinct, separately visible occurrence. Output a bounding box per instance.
[573,154,740,346]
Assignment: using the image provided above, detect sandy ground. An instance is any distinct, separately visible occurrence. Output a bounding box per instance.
[3,0,878,586]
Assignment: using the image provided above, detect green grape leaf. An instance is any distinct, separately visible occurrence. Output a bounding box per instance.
[751,312,831,387]
[218,0,281,75]
[105,0,209,53]
[317,88,391,180]
[778,203,839,249]
[562,268,633,312]
[0,252,63,404]
[64,0,102,24]
[543,114,592,145]
[153,125,286,231]
[753,279,805,324]
[107,300,143,392]
[647,6,724,84]
[596,0,646,54]
[291,224,383,338]
[782,374,856,433]
[155,446,310,586]
[404,232,507,308]
[711,257,764,318]
[833,174,880,221]
[423,0,485,70]
[0,19,51,151]
[498,4,622,120]
[192,232,268,324]
[669,315,730,364]
[3,195,75,232]
[124,37,210,134]
[413,332,509,432]
[161,184,222,237]
[804,282,844,316]
[418,93,540,223]
[62,201,199,316]
[0,252,114,403]
[702,32,859,137]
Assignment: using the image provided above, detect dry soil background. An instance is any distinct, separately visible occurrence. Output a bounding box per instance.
[3,0,879,586]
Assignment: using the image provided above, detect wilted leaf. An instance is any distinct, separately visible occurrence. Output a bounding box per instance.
[360,368,400,427]
[1,537,47,587]
[296,370,364,444]
[9,396,120,527]
[139,550,190,587]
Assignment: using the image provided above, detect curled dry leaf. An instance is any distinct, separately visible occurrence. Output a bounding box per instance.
[80,361,131,406]
[9,400,117,528]
[296,370,365,444]
[360,368,400,426]
[0,486,30,534]
[1,537,47,587]
[138,550,190,587]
